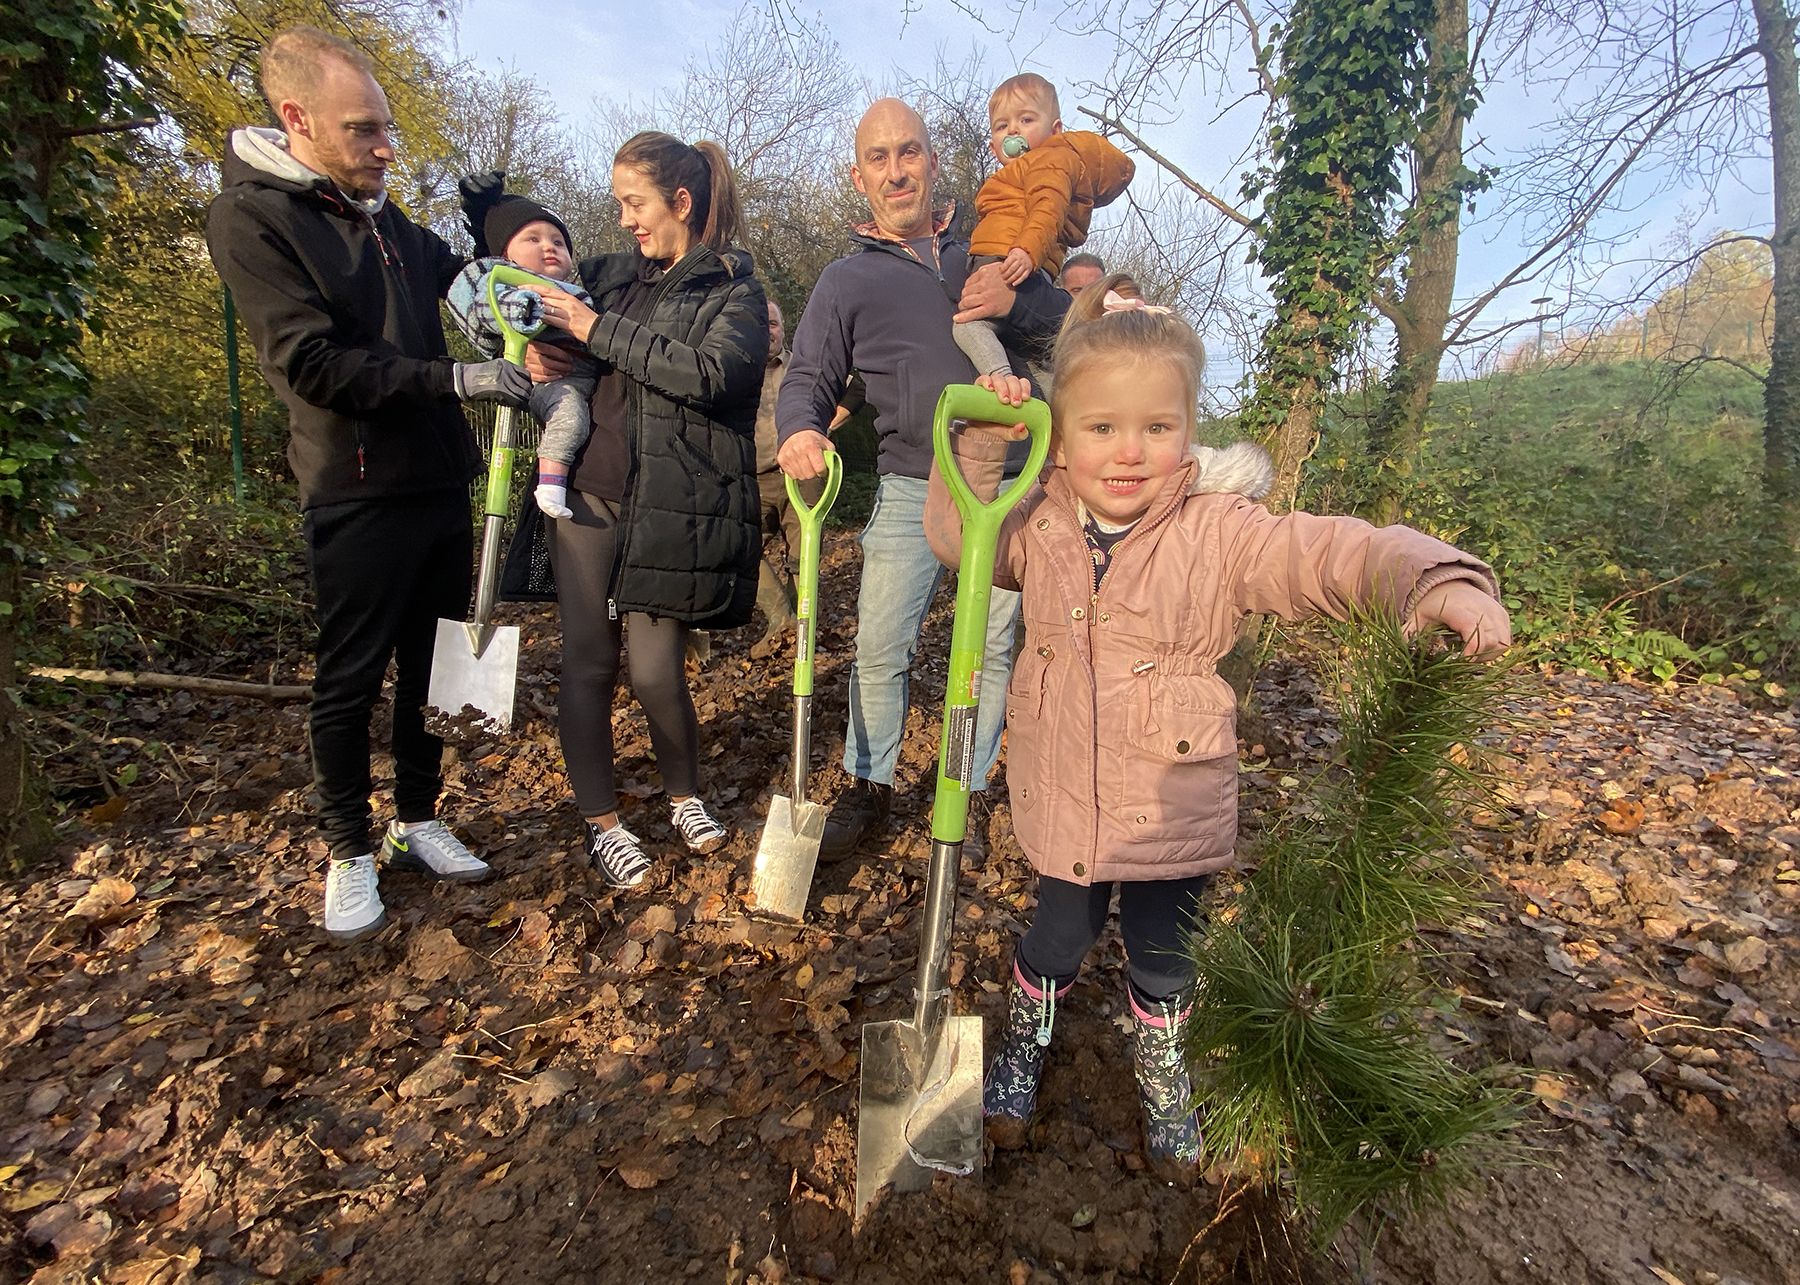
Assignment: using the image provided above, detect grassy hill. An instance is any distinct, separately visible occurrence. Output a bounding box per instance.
[1305,359,1792,681]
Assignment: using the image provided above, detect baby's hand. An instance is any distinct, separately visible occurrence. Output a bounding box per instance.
[1000,247,1035,286]
[1407,581,1512,659]
[959,375,1031,441]
[975,371,1033,413]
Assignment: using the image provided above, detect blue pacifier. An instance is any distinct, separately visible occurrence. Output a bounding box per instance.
[1001,134,1030,159]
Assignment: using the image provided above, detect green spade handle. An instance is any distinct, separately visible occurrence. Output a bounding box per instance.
[479,264,555,518]
[929,384,1052,843]
[787,453,843,697]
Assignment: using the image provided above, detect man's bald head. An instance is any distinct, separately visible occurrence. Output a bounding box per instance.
[855,98,927,158]
[851,98,938,241]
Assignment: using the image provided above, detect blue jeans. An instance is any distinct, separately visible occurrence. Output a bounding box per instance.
[844,474,1020,791]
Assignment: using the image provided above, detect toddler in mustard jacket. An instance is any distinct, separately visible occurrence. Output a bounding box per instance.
[925,275,1511,1167]
[955,73,1135,384]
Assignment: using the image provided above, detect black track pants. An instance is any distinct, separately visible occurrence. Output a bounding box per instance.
[303,492,471,860]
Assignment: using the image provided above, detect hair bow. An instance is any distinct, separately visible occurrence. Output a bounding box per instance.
[1101,290,1173,316]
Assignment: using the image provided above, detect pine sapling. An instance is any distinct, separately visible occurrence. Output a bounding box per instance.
[1183,608,1525,1248]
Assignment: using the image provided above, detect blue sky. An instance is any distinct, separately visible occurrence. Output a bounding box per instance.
[451,0,1772,382]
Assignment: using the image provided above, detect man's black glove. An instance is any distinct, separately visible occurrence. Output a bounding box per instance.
[453,358,532,407]
[459,170,507,256]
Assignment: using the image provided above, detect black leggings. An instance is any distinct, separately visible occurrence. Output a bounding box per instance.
[549,490,701,817]
[1017,873,1211,1002]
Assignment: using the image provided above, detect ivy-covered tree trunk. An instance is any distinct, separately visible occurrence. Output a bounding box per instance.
[1366,0,1474,527]
[1753,0,1800,543]
[1262,342,1328,514]
[1239,0,1438,514]
[0,1,181,864]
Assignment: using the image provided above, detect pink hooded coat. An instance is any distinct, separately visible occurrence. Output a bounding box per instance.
[924,438,1499,886]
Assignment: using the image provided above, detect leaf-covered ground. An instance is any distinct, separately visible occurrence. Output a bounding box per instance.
[7,533,1799,1285]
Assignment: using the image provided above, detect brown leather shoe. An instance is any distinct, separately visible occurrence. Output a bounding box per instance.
[963,791,990,863]
[819,778,892,862]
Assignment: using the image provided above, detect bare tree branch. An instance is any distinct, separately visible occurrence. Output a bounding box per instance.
[1078,105,1253,227]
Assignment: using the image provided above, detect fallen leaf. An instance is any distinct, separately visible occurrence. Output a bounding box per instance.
[1723,937,1770,974]
[9,1004,45,1049]
[1530,1074,1570,1103]
[24,1202,112,1258]
[85,796,128,825]
[1596,799,1645,834]
[67,876,137,923]
[613,1150,678,1190]
[110,1247,201,1285]
[526,1068,577,1108]
[397,1050,461,1100]
[6,1180,65,1214]
[1583,985,1642,1014]
[519,910,552,951]
[408,927,471,983]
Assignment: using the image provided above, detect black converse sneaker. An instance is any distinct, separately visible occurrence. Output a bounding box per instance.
[585,822,650,889]
[670,796,728,854]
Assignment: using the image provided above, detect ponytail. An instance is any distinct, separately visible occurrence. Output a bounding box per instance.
[692,140,744,252]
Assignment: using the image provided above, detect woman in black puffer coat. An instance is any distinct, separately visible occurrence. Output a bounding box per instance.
[479,132,766,888]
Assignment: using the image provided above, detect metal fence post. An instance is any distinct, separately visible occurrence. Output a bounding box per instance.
[224,284,245,503]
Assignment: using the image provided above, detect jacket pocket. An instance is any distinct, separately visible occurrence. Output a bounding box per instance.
[1005,642,1052,822]
[1116,670,1237,841]
[668,431,732,515]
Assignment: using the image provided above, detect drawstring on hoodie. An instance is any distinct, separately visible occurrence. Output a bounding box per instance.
[316,187,401,268]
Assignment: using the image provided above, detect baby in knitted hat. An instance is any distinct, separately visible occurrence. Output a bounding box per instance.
[447,193,599,519]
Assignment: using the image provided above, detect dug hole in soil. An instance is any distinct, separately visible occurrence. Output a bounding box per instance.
[5,531,1800,1285]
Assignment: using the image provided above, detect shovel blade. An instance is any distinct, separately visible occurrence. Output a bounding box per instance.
[854,1014,983,1222]
[428,617,520,729]
[750,794,826,921]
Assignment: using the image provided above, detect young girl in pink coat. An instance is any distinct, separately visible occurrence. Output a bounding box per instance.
[924,275,1511,1165]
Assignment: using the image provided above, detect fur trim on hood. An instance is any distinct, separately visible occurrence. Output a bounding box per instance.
[1187,441,1274,500]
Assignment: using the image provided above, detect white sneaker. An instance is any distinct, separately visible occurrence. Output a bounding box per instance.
[323,854,387,940]
[383,819,492,882]
[670,796,728,854]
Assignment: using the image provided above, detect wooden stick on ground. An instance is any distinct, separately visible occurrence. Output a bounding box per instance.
[26,667,312,701]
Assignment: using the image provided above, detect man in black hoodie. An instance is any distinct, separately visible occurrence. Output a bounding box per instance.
[206,26,530,941]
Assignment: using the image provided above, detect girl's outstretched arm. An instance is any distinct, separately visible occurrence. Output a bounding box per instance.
[1217,502,1501,641]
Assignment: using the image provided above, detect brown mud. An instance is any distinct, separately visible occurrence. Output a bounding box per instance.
[5,533,1798,1285]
